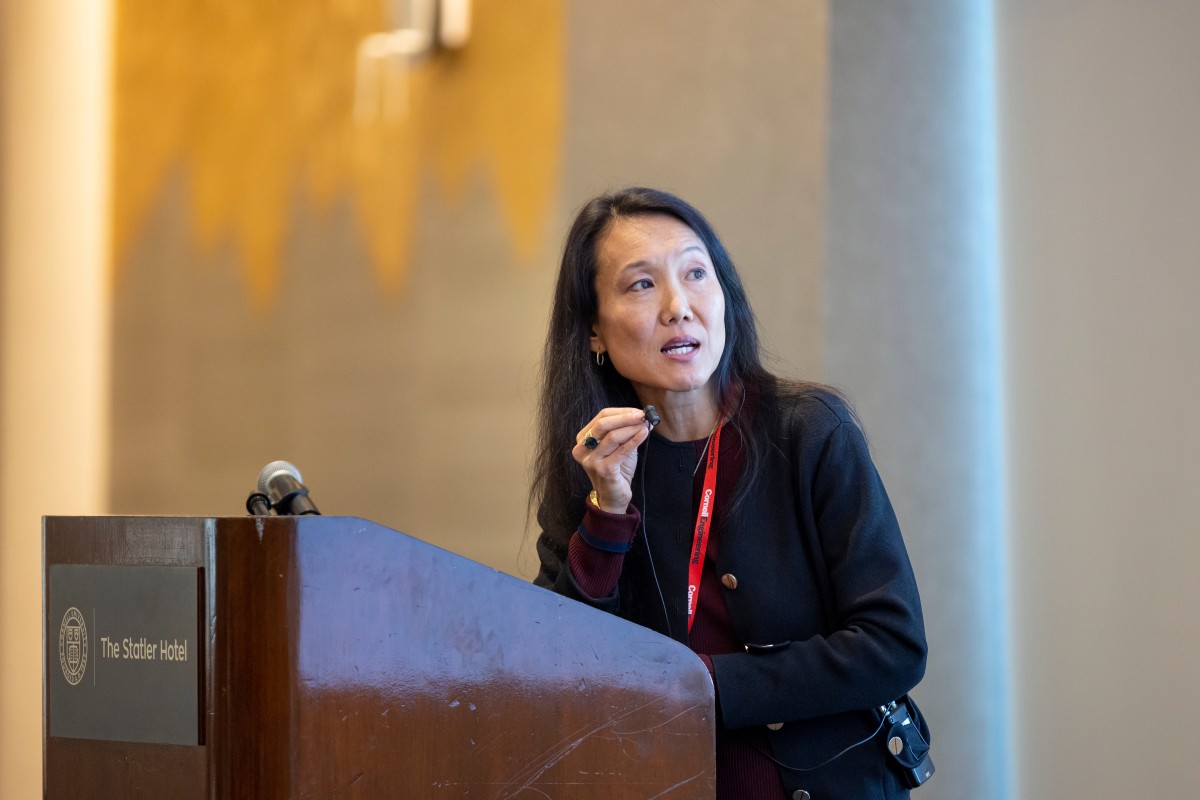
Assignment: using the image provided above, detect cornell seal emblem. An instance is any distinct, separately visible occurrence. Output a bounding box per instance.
[59,607,88,686]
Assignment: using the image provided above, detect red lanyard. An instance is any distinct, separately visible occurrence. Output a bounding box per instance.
[686,423,722,633]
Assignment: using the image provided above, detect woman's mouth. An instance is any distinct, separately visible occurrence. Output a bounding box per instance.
[661,338,699,357]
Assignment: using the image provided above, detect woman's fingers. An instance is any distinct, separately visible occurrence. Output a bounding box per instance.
[573,408,653,511]
[608,423,650,460]
[576,420,642,456]
[576,408,647,449]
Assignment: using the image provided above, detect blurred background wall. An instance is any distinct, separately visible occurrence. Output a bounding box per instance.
[1000,1,1200,797]
[3,1,1199,799]
[101,0,828,575]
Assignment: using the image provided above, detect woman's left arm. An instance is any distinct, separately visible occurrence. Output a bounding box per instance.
[710,413,928,729]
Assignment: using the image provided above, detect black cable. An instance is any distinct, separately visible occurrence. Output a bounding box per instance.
[739,709,889,773]
[638,435,673,640]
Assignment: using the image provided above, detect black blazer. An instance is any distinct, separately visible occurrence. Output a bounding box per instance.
[536,389,928,799]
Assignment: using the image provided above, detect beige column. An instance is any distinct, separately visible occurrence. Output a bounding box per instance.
[0,1,112,796]
[826,3,1005,798]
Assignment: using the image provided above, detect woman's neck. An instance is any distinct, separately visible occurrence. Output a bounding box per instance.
[640,391,721,442]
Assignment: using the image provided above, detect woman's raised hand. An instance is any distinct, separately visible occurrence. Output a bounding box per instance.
[573,407,652,513]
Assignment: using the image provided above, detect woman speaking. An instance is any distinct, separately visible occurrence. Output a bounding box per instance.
[531,187,928,799]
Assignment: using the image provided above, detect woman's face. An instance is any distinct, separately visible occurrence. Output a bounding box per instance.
[590,213,726,409]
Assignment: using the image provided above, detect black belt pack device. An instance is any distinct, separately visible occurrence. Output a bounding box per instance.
[880,696,935,789]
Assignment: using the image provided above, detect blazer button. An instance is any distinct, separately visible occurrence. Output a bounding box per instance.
[767,722,784,731]
[792,791,811,800]
[720,573,738,590]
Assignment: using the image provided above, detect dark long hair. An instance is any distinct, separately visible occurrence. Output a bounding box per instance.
[530,187,810,541]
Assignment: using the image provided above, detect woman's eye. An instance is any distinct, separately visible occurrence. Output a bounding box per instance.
[687,266,707,279]
[629,278,653,291]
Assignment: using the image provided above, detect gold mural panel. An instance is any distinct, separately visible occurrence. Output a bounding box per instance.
[113,0,564,305]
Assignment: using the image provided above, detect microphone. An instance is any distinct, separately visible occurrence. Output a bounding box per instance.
[256,460,321,515]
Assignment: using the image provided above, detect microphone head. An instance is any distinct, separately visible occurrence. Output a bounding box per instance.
[257,460,303,494]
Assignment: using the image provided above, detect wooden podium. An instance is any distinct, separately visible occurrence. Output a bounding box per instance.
[43,516,715,799]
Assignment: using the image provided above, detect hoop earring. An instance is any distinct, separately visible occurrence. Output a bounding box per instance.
[595,351,605,366]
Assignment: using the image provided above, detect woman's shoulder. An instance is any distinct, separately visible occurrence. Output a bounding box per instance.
[763,381,872,472]
[771,380,857,432]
